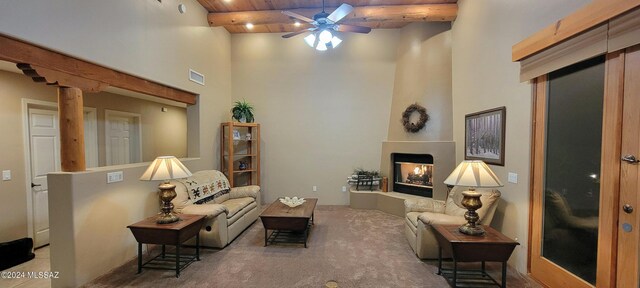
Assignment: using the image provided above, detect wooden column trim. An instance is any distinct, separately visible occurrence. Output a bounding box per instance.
[58,87,86,172]
[17,63,109,93]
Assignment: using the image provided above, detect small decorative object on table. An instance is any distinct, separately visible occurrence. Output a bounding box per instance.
[444,160,503,235]
[139,156,193,224]
[279,196,306,208]
[233,129,241,140]
[238,161,248,170]
[245,133,252,140]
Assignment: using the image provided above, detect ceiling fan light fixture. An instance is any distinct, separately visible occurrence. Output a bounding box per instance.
[304,34,316,47]
[330,36,342,48]
[319,29,333,44]
[316,41,328,51]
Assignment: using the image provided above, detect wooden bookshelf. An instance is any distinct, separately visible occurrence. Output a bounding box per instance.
[221,122,260,187]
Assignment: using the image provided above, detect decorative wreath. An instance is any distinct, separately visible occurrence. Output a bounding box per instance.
[402,103,429,133]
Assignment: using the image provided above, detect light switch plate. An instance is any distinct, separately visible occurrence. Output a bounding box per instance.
[508,172,518,184]
[107,171,124,183]
[2,170,11,181]
[342,186,347,192]
[312,186,317,192]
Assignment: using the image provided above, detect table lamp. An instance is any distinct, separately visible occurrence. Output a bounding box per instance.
[444,160,503,236]
[140,156,192,224]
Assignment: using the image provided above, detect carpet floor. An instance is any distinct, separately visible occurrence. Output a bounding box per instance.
[85,206,540,288]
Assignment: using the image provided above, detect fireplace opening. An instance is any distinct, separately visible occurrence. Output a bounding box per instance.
[393,153,433,197]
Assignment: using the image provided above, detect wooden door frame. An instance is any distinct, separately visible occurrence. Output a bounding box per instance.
[528,52,623,288]
[616,45,640,288]
[21,99,99,241]
[104,110,142,166]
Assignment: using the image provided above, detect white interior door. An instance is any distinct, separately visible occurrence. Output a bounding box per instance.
[106,116,132,165]
[105,111,140,166]
[84,109,98,168]
[28,108,60,248]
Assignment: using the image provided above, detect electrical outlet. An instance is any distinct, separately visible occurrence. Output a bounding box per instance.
[2,170,11,181]
[312,186,317,192]
[342,186,347,192]
[107,171,124,183]
[508,172,518,184]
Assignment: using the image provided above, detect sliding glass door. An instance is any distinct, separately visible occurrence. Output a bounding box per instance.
[529,47,640,287]
[542,56,604,285]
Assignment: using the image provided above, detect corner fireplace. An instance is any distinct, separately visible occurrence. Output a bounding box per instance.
[393,153,433,197]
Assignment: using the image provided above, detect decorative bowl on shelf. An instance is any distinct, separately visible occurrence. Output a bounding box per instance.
[279,197,306,208]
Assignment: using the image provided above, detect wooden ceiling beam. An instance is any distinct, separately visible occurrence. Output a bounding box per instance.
[0,35,197,105]
[208,4,457,27]
[17,63,109,93]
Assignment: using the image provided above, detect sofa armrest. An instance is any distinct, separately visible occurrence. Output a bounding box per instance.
[404,199,446,214]
[418,212,467,226]
[181,203,228,218]
[229,185,260,199]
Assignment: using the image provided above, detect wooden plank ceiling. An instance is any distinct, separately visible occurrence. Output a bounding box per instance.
[197,0,458,33]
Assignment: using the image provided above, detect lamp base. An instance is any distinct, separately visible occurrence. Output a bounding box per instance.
[157,212,180,224]
[458,190,484,236]
[459,223,485,236]
[157,182,181,224]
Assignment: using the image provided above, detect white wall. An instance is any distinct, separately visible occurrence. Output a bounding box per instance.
[451,0,592,272]
[387,22,453,142]
[231,30,399,205]
[0,0,231,287]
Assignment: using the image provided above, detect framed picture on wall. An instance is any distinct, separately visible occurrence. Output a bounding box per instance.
[465,106,506,166]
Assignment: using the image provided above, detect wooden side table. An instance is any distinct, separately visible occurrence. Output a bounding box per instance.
[127,214,205,278]
[432,224,519,288]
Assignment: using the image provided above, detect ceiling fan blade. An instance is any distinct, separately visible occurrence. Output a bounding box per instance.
[282,28,314,39]
[336,24,371,34]
[327,3,354,23]
[282,11,314,23]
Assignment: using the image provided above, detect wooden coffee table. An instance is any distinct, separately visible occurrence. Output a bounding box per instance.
[259,198,318,247]
[432,224,519,288]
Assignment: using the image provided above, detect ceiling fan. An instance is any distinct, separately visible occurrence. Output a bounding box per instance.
[281,1,372,51]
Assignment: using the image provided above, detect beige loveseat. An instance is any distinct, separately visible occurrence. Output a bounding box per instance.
[404,186,501,259]
[170,170,261,248]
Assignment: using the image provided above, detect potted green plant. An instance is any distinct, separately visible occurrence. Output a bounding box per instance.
[231,100,255,123]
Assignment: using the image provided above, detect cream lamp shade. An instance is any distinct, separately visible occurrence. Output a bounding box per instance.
[140,156,192,182]
[444,160,503,236]
[140,156,192,224]
[444,160,503,188]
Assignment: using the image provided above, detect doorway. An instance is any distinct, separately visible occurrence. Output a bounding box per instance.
[23,100,98,248]
[530,46,640,287]
[104,110,141,166]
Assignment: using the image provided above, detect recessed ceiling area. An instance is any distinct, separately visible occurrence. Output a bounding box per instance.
[197,0,457,33]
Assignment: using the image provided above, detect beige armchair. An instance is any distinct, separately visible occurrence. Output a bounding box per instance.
[404,186,501,259]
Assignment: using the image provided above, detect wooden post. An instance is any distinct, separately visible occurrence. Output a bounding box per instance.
[58,87,86,172]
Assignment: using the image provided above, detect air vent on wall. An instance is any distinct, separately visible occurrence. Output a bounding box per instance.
[189,69,205,85]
